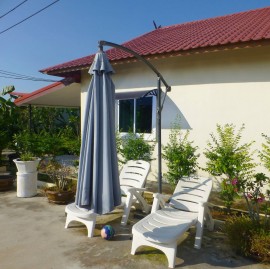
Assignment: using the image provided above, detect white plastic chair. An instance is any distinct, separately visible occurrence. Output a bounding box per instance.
[65,203,96,237]
[131,176,214,268]
[120,160,151,225]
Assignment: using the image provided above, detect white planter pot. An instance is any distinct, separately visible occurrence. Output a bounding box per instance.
[13,158,41,173]
[16,172,37,197]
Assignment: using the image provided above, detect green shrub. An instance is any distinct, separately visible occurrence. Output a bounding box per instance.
[0,86,20,163]
[13,131,42,157]
[118,132,155,163]
[225,216,256,256]
[260,134,270,171]
[204,123,256,210]
[163,117,199,186]
[250,232,270,262]
[225,216,270,262]
[13,129,81,158]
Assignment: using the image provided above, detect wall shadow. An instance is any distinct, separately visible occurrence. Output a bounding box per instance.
[161,93,191,130]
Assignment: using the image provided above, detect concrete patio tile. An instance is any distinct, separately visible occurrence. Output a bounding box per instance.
[0,188,268,269]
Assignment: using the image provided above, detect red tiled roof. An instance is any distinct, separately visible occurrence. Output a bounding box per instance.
[41,7,270,76]
[14,77,77,106]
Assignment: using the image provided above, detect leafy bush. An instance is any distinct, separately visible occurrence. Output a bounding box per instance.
[13,131,41,157]
[0,86,20,163]
[225,216,270,262]
[60,127,81,156]
[118,132,155,163]
[250,232,270,262]
[225,216,256,256]
[13,129,81,158]
[242,172,270,226]
[163,118,199,186]
[204,124,256,209]
[260,133,270,171]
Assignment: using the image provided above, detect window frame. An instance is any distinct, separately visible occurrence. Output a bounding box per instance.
[116,96,156,141]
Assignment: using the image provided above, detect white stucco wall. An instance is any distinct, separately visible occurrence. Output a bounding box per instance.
[80,45,270,185]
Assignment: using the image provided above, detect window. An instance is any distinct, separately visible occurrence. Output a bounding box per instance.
[118,97,155,134]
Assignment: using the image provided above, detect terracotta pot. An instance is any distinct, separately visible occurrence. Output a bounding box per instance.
[0,175,15,191]
[45,188,75,204]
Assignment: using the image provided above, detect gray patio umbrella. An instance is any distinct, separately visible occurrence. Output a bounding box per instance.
[75,50,121,215]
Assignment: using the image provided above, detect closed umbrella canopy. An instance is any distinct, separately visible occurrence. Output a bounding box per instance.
[75,50,121,215]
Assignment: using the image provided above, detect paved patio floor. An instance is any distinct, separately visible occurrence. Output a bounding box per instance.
[0,187,268,269]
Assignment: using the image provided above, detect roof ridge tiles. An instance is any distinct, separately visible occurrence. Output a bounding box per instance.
[160,6,270,30]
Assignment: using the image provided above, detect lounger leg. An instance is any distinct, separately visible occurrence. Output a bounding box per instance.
[121,192,133,226]
[131,235,140,255]
[194,205,205,249]
[163,245,177,269]
[205,206,214,231]
[131,234,177,268]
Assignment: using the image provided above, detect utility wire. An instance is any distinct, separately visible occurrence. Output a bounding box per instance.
[0,75,59,82]
[0,0,60,36]
[0,0,29,19]
[0,69,59,82]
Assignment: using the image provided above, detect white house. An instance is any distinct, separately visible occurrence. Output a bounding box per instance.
[15,7,270,182]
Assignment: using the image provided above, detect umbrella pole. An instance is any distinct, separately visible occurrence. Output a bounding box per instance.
[157,77,162,194]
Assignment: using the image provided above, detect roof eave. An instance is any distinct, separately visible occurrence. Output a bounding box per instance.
[42,39,270,77]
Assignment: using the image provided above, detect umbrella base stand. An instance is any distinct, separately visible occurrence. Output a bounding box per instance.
[65,203,97,237]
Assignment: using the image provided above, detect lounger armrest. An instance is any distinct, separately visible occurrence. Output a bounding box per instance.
[127,187,146,193]
[198,201,208,207]
[151,193,168,213]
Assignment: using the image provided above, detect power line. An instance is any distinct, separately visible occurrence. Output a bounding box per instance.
[0,0,29,20]
[0,0,60,36]
[0,75,58,82]
[0,69,59,82]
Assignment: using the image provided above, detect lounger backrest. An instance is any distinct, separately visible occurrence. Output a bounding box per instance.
[119,160,150,189]
[169,177,212,213]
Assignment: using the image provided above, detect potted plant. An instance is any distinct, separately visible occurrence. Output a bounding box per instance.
[13,131,41,173]
[40,159,75,204]
[12,132,42,197]
[13,152,41,173]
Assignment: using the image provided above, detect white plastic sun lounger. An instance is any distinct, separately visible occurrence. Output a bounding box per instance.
[120,160,151,225]
[131,176,214,268]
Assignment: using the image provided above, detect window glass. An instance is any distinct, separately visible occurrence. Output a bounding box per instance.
[119,97,153,134]
[136,97,152,133]
[119,99,134,132]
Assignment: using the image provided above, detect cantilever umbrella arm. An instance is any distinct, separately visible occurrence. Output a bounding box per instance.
[98,40,171,193]
[98,40,171,93]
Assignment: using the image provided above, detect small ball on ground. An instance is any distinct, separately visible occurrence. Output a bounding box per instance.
[101,225,115,240]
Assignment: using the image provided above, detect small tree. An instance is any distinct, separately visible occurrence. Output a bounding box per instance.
[260,134,270,171]
[204,123,256,210]
[257,134,270,227]
[118,132,155,163]
[163,118,199,186]
[0,86,19,163]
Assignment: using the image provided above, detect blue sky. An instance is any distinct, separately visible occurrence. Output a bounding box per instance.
[1,0,270,93]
